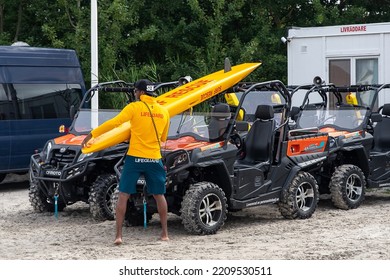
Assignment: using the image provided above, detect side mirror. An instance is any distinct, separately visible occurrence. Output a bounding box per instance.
[69,105,76,120]
[370,113,382,123]
[290,106,301,121]
[69,105,76,119]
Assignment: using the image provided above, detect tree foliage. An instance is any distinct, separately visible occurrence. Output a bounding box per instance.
[0,0,389,86]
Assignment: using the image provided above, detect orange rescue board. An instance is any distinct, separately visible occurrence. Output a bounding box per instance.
[82,62,261,154]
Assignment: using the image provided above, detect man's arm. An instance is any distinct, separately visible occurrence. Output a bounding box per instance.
[81,104,134,149]
[91,104,134,137]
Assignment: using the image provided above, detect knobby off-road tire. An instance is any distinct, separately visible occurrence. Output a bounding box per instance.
[0,173,6,183]
[110,187,153,227]
[279,172,319,219]
[29,180,66,212]
[329,164,366,210]
[89,173,118,221]
[180,181,227,235]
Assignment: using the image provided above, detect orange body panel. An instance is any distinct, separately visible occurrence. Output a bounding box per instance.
[162,136,223,151]
[319,127,362,138]
[54,134,86,145]
[287,135,328,157]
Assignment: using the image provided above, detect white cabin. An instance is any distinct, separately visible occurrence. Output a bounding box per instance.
[286,22,390,107]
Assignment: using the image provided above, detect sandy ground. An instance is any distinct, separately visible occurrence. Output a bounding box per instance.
[1,173,390,260]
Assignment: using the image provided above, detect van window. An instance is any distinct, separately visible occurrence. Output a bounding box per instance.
[0,83,82,120]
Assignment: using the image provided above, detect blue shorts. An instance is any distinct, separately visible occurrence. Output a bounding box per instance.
[118,155,166,195]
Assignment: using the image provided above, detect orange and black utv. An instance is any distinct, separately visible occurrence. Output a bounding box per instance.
[290,79,390,210]
[114,80,331,234]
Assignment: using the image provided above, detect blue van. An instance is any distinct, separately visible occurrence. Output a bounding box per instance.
[0,46,86,183]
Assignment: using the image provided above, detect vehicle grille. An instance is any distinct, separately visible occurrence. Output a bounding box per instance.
[50,149,77,166]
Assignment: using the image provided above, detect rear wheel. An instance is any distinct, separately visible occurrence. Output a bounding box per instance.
[125,202,153,227]
[110,187,153,226]
[279,172,319,219]
[89,174,117,221]
[329,164,365,210]
[180,181,227,235]
[29,180,66,212]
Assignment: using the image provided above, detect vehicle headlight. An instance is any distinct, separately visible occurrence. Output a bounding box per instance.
[77,152,94,162]
[329,136,337,148]
[168,151,189,170]
[46,142,52,155]
[40,141,53,162]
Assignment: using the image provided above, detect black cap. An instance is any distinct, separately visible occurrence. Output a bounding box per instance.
[134,79,155,96]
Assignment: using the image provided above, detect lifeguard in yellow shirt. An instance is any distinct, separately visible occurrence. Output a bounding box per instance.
[82,79,170,244]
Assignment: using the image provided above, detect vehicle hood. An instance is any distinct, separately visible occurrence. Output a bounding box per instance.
[54,134,87,145]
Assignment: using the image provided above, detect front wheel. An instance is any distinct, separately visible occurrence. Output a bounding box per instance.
[329,164,366,210]
[89,174,118,221]
[180,181,227,235]
[29,180,66,212]
[279,172,319,219]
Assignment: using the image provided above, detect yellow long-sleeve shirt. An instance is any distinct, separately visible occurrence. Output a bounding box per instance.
[91,95,169,159]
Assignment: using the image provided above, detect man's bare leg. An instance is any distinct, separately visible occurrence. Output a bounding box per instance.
[153,194,169,241]
[114,192,130,245]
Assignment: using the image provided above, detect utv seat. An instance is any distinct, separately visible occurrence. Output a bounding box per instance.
[373,104,390,152]
[208,103,231,141]
[237,104,275,170]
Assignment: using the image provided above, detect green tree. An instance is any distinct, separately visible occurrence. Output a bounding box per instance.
[1,0,389,87]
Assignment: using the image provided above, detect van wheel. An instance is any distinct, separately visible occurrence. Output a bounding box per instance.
[279,172,319,219]
[0,173,6,183]
[180,181,227,235]
[89,174,117,221]
[330,164,365,210]
[29,180,66,212]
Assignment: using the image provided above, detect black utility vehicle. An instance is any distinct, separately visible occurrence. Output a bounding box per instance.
[291,78,390,209]
[29,80,182,220]
[114,80,329,234]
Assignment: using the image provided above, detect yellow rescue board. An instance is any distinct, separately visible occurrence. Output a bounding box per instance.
[82,62,261,153]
